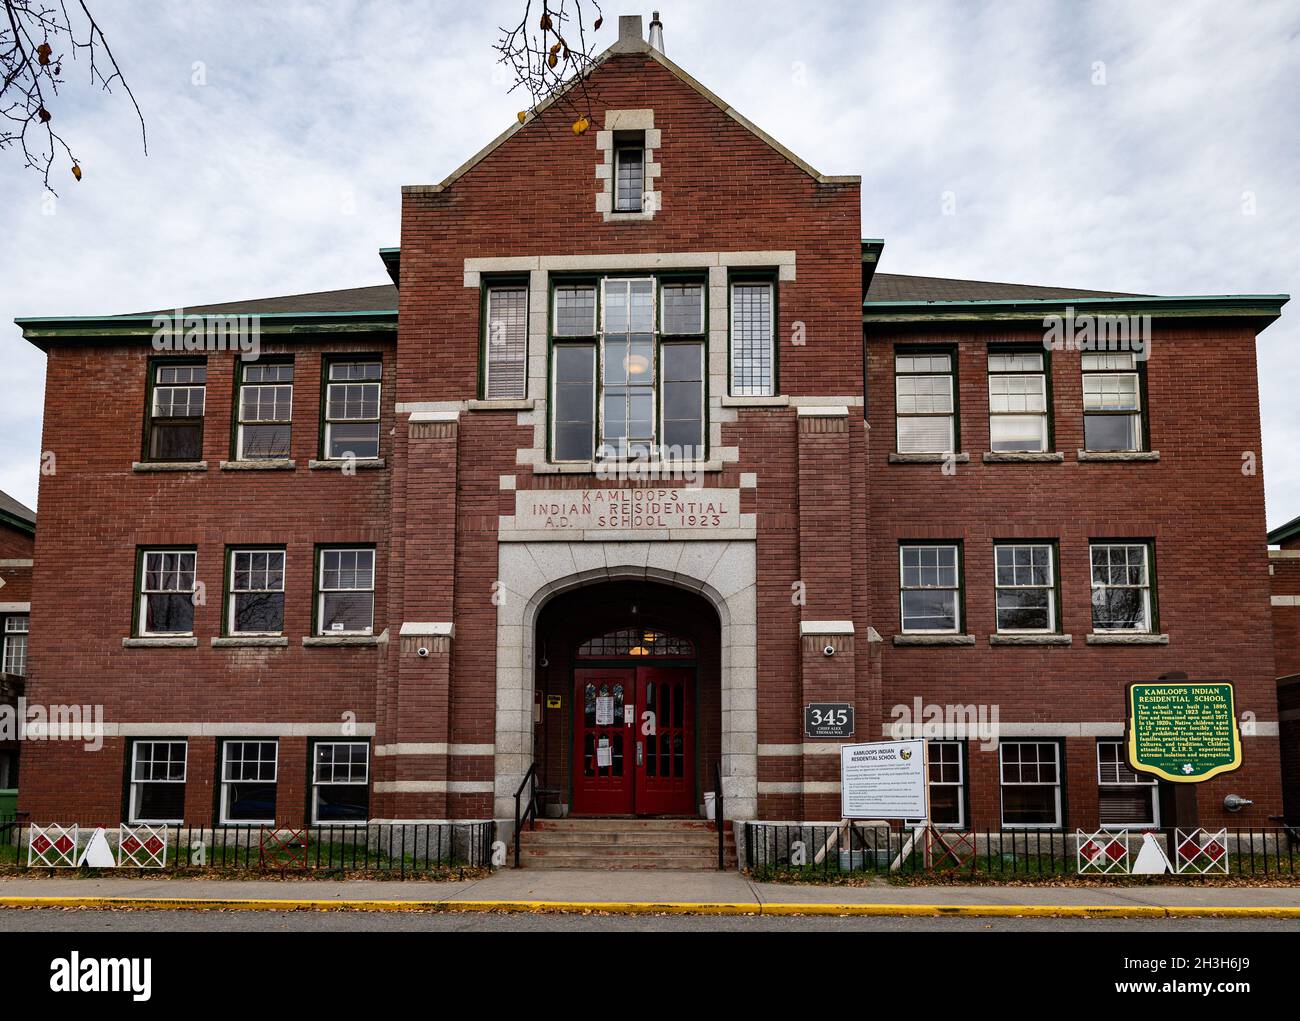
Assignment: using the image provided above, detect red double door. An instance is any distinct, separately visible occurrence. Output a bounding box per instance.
[572,666,695,816]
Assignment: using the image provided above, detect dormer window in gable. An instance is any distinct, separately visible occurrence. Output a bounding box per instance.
[614,133,645,212]
[596,110,661,221]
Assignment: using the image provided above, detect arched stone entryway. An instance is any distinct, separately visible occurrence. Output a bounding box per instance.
[493,540,756,821]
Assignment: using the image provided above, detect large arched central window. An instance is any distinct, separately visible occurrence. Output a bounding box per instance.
[576,626,695,659]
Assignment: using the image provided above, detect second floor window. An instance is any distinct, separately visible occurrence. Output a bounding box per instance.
[1082,353,1143,451]
[994,543,1056,633]
[483,286,528,400]
[2,615,28,676]
[1090,542,1153,632]
[237,362,293,459]
[988,351,1048,452]
[147,362,206,461]
[899,543,960,633]
[317,548,375,635]
[228,549,286,635]
[138,550,197,636]
[730,281,774,397]
[324,360,381,460]
[895,352,954,453]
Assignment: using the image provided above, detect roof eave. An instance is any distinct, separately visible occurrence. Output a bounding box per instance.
[1269,513,1300,546]
[0,509,35,536]
[15,309,399,349]
[863,294,1290,325]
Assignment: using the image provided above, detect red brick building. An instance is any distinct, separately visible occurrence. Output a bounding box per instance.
[1269,515,1300,821]
[12,16,1290,842]
[0,490,35,798]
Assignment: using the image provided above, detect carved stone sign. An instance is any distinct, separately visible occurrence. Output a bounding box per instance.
[513,488,741,533]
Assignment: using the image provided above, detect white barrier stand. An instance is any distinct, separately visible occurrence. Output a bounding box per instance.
[1076,829,1130,875]
[117,824,168,868]
[27,824,79,868]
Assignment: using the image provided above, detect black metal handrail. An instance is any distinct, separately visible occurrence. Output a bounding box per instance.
[713,760,725,870]
[513,762,538,868]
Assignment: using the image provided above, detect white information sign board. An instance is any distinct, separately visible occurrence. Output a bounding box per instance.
[840,739,928,820]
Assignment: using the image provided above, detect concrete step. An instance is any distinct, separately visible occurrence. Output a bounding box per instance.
[522,842,725,859]
[521,829,732,845]
[519,856,732,870]
[532,818,716,831]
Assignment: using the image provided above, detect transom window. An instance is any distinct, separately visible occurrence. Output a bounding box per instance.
[899,544,961,633]
[3,615,28,677]
[317,547,375,635]
[730,281,775,397]
[1097,740,1158,828]
[1000,741,1062,828]
[994,543,1056,633]
[312,741,370,824]
[228,548,286,635]
[138,550,197,636]
[988,351,1048,452]
[220,740,278,825]
[577,627,695,658]
[895,352,955,454]
[237,362,293,459]
[549,276,705,463]
[323,360,381,460]
[1090,542,1153,632]
[147,362,206,461]
[129,740,187,824]
[1082,352,1143,452]
[483,286,528,400]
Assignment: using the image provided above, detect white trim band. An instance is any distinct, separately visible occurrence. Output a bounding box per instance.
[800,621,854,636]
[374,743,493,757]
[0,602,30,613]
[373,781,495,794]
[399,622,455,637]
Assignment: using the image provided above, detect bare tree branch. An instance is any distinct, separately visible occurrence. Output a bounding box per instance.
[494,0,605,135]
[0,0,146,193]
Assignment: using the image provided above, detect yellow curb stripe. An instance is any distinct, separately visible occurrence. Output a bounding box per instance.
[3,896,1300,918]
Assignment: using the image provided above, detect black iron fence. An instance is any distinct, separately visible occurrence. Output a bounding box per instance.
[743,822,1300,880]
[2,820,496,877]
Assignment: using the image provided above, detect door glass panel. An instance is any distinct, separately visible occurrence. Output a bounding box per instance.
[646,727,657,776]
[673,682,684,727]
[584,683,596,727]
[584,733,594,777]
[611,733,624,776]
[673,732,684,778]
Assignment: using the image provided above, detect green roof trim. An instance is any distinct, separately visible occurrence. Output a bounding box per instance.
[1269,513,1300,546]
[380,246,400,287]
[16,308,397,347]
[863,293,1289,324]
[0,508,35,536]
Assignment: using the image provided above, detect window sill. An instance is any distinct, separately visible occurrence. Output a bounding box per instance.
[889,452,970,465]
[307,458,386,470]
[212,636,289,648]
[602,210,656,223]
[132,461,207,473]
[892,634,976,647]
[468,398,535,412]
[1086,632,1169,645]
[1077,450,1161,462]
[302,630,388,647]
[219,459,296,471]
[122,636,198,648]
[989,633,1073,646]
[720,395,789,408]
[983,451,1065,463]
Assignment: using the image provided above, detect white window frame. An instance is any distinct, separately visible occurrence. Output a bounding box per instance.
[552,283,598,337]
[1089,542,1153,633]
[999,741,1063,830]
[311,741,371,825]
[129,740,188,825]
[316,547,375,636]
[894,352,956,454]
[1082,353,1143,452]
[236,362,294,460]
[219,740,278,826]
[227,548,286,637]
[729,281,775,397]
[1096,740,1159,830]
[906,740,966,829]
[598,277,658,460]
[987,351,1048,453]
[323,360,382,461]
[899,543,961,634]
[483,285,528,400]
[138,549,197,637]
[2,615,28,677]
[993,543,1057,634]
[148,361,207,461]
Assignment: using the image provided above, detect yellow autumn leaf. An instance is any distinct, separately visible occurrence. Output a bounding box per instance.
[517,111,527,124]
[71,164,82,181]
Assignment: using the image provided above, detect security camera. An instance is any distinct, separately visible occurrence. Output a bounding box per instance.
[1224,793,1253,812]
[417,646,430,658]
[823,644,836,657]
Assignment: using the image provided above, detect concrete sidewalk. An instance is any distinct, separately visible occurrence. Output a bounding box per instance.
[3,871,1300,916]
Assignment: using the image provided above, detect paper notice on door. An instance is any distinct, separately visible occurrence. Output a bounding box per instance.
[596,739,612,767]
[595,696,615,726]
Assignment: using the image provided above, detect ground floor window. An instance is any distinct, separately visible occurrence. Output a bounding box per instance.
[905,740,965,829]
[128,740,187,824]
[1097,740,1158,828]
[2,615,27,676]
[220,740,278,824]
[312,742,370,823]
[999,741,1062,828]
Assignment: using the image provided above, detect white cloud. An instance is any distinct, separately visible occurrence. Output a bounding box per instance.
[1,0,1296,527]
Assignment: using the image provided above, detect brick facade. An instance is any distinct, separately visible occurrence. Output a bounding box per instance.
[13,20,1287,837]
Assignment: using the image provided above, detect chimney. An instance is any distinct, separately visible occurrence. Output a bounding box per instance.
[648,11,665,53]
[618,15,644,46]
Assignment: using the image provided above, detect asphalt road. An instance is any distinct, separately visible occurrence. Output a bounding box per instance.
[2,908,1298,932]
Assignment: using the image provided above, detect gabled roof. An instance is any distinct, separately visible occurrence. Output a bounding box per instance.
[0,489,35,535]
[404,16,858,198]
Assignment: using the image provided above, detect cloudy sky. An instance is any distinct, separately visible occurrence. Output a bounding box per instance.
[1,0,1297,527]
